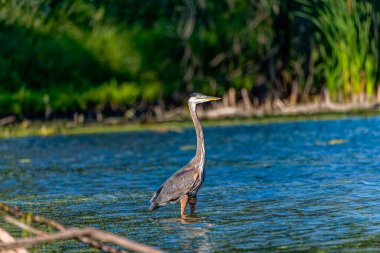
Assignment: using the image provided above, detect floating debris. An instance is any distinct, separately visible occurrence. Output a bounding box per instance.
[180,145,196,151]
[315,139,347,146]
[327,139,346,145]
[18,159,31,164]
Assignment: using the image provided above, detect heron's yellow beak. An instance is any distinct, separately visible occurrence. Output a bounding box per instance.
[205,96,221,101]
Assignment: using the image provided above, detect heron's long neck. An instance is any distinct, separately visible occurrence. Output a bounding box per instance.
[189,103,205,165]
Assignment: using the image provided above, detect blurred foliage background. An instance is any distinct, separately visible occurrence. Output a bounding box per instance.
[0,0,379,118]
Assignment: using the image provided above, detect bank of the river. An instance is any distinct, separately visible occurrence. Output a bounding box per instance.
[1,108,380,139]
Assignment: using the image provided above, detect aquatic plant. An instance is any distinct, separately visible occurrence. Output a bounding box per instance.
[299,0,377,102]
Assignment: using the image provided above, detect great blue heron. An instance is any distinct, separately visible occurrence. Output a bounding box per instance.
[149,93,221,217]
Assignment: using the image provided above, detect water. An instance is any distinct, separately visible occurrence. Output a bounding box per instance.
[2,117,380,252]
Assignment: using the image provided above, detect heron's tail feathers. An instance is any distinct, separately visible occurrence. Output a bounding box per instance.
[149,186,163,212]
[149,202,159,212]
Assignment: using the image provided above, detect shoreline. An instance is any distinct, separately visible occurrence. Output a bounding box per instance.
[1,109,380,139]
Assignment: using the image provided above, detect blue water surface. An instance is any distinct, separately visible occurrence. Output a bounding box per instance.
[2,116,380,252]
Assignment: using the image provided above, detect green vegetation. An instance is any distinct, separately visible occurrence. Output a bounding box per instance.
[299,0,378,102]
[0,0,379,118]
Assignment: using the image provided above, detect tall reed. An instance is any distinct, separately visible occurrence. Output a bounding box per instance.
[299,0,376,102]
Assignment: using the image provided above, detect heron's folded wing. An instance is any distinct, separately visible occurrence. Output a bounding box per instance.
[154,169,196,204]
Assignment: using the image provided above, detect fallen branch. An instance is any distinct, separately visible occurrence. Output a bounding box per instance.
[0,203,125,253]
[0,116,15,126]
[0,203,164,253]
[0,228,163,253]
[0,228,28,253]
[4,216,48,237]
[198,100,380,119]
[3,216,129,253]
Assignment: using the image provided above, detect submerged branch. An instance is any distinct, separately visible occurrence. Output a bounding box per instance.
[0,203,164,253]
[0,228,163,253]
[4,216,48,237]
[0,228,28,253]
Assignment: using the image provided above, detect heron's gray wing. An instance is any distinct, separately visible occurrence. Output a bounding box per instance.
[150,167,196,206]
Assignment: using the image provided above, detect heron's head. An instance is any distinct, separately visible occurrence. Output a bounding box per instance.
[187,93,221,104]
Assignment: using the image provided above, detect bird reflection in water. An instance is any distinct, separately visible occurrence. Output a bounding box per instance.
[155,215,215,252]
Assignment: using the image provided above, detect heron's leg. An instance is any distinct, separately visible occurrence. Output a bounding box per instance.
[189,196,197,214]
[180,195,189,217]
